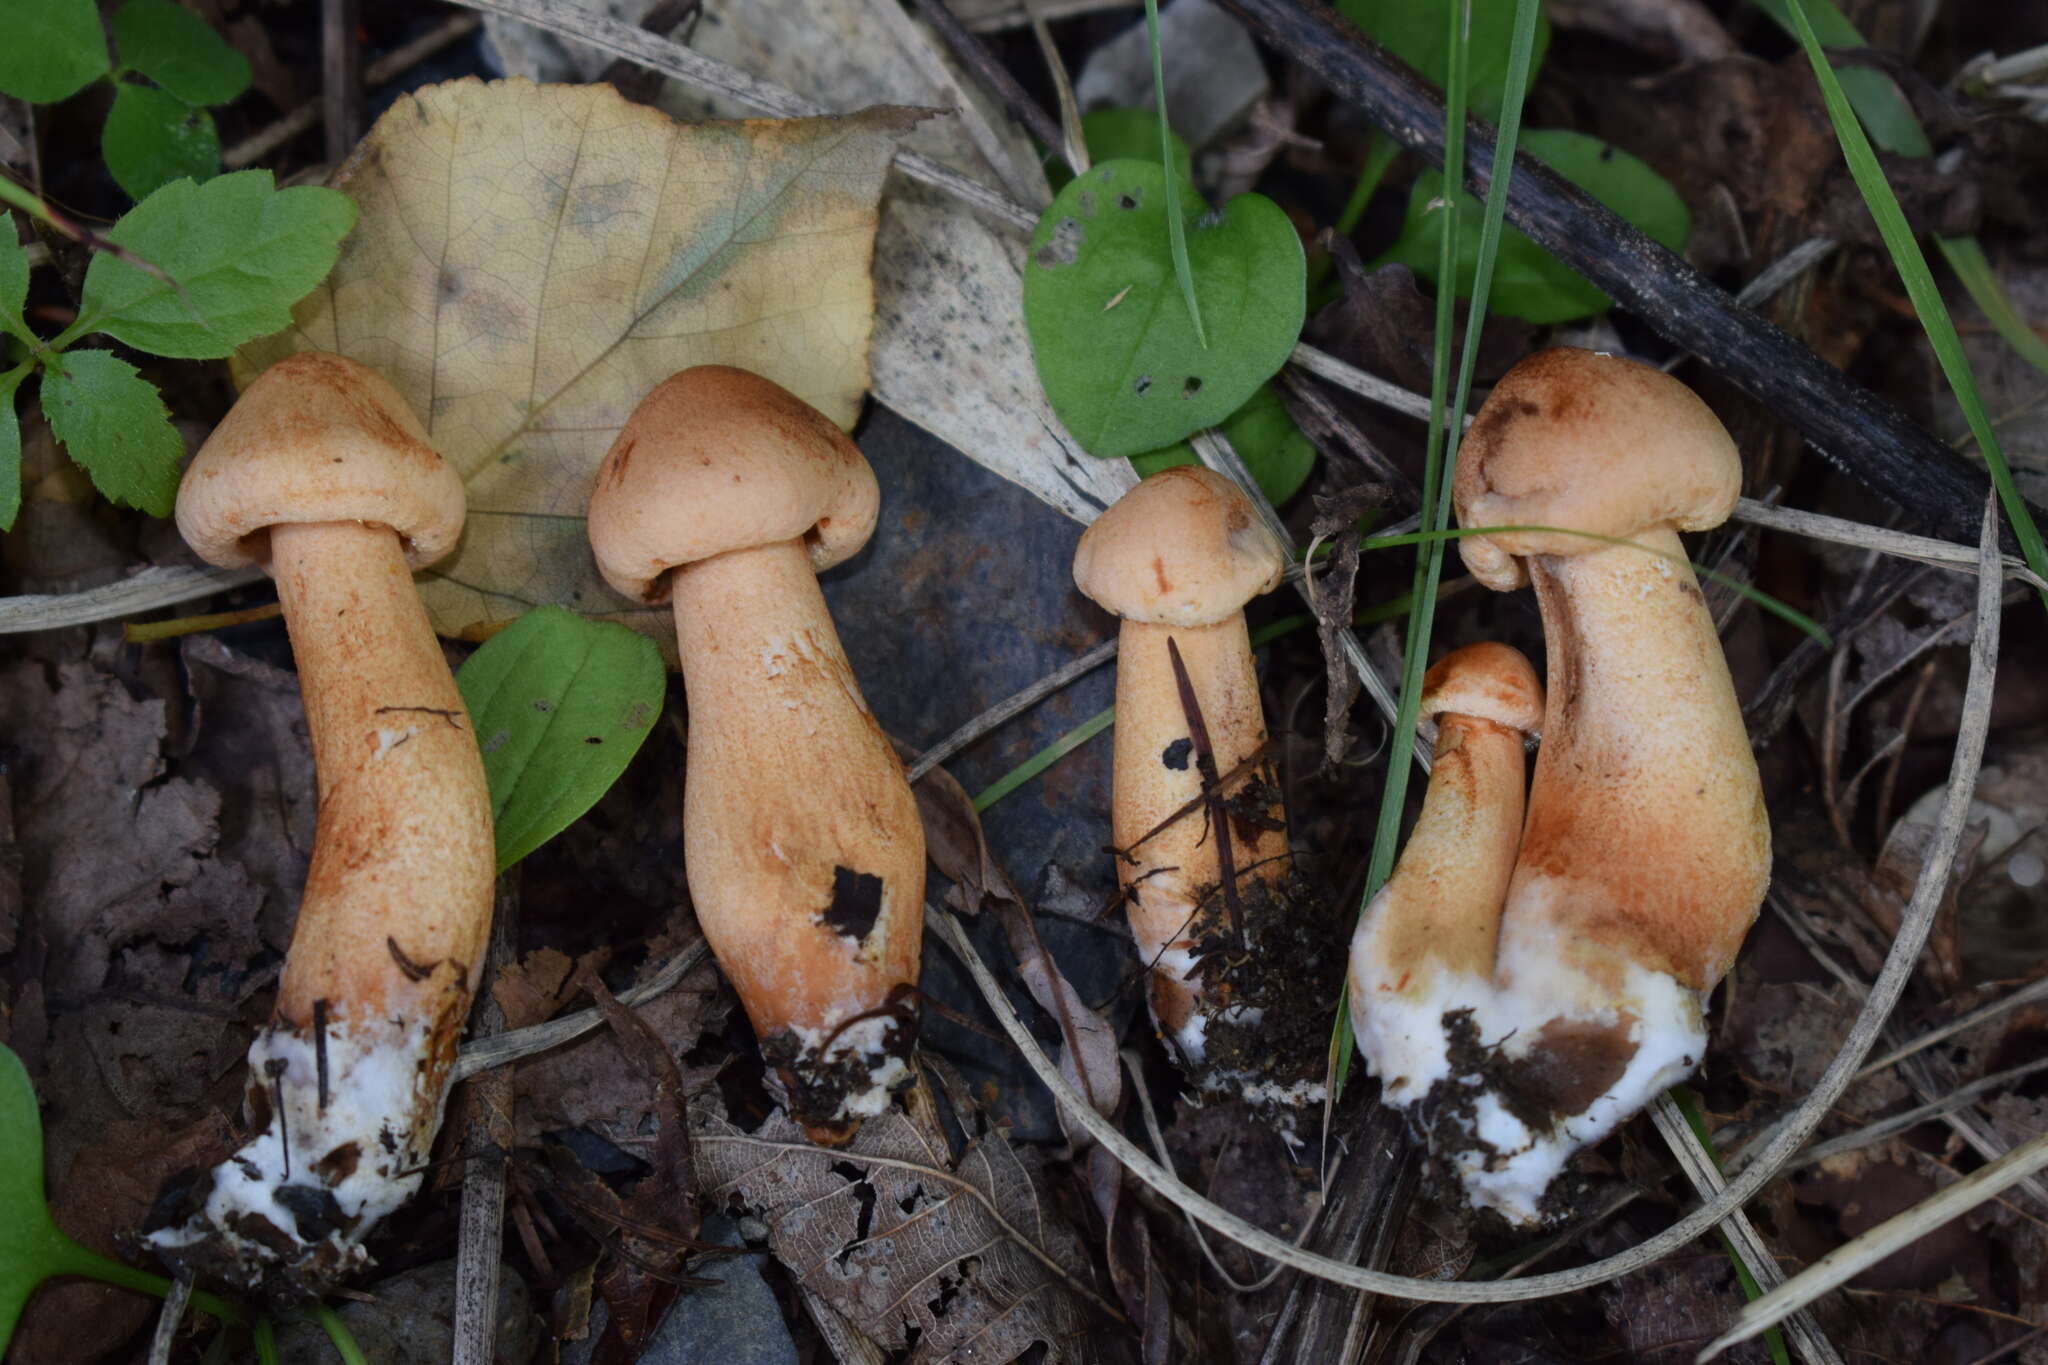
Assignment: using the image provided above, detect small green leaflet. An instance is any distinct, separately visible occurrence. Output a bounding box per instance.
[102,82,220,202]
[1335,0,1551,123]
[0,234,28,343]
[0,0,109,105]
[1046,107,1191,193]
[0,368,28,532]
[74,170,356,359]
[1133,383,1315,505]
[41,349,185,516]
[1024,159,1305,459]
[456,607,668,872]
[0,1044,231,1355]
[113,0,251,107]
[1383,129,1690,324]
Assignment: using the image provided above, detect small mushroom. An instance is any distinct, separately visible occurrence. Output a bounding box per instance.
[1383,346,1770,1223]
[1349,641,1541,1106]
[587,366,923,1140]
[1073,466,1341,1105]
[148,353,494,1292]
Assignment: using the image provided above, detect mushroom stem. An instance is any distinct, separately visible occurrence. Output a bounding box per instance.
[1111,616,1287,1067]
[1349,641,1540,1108]
[151,521,494,1290]
[271,521,493,1021]
[1507,533,1768,995]
[668,538,923,1136]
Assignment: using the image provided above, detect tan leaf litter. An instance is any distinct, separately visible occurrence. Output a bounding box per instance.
[236,77,920,647]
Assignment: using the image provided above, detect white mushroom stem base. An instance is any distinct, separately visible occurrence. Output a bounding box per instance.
[145,1010,447,1291]
[1349,913,1704,1225]
[145,522,493,1292]
[669,538,923,1136]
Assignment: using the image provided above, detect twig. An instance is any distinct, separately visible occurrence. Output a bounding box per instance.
[450,937,707,1081]
[145,1272,193,1365]
[322,0,365,165]
[454,875,519,1365]
[908,0,1064,152]
[1856,975,2048,1082]
[1648,1096,1843,1365]
[0,565,263,636]
[1795,1052,2048,1170]
[905,638,1117,784]
[1703,1127,2048,1359]
[223,14,484,169]
[1218,0,2025,549]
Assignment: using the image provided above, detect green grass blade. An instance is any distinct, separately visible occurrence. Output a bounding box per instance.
[1785,0,2048,612]
[1937,234,2048,380]
[1749,1,2048,383]
[1670,1088,1794,1365]
[1144,0,1205,348]
[1333,0,1545,1093]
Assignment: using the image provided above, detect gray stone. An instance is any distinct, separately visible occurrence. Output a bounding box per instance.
[274,1259,537,1365]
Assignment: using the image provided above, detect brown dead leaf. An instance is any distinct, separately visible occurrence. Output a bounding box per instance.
[492,945,598,1030]
[696,1091,1104,1363]
[916,766,1122,1126]
[236,78,923,648]
[0,659,220,997]
[513,958,721,1141]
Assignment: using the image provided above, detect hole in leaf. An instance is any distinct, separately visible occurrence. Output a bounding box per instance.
[1118,192,1139,210]
[1134,375,1152,396]
[1182,376,1203,398]
[1034,219,1083,269]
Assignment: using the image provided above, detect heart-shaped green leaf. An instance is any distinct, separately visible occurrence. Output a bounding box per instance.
[456,607,667,872]
[1024,158,1305,459]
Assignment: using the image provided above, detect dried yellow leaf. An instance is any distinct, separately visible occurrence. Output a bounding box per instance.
[236,77,921,645]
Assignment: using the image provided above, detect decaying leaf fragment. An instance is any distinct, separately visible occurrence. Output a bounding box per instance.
[697,1098,1099,1362]
[236,78,922,647]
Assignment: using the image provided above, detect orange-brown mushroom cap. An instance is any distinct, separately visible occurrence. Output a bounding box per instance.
[587,366,880,604]
[176,352,464,572]
[1454,348,1740,591]
[1419,640,1543,735]
[1072,466,1288,626]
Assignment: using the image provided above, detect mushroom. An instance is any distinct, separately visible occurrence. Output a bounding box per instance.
[1366,346,1768,1223]
[1348,641,1541,1108]
[586,366,923,1140]
[148,353,495,1292]
[1073,466,1343,1106]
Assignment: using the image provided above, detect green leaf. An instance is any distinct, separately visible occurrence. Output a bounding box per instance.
[1782,0,2048,611]
[0,1043,72,1356]
[77,170,355,358]
[113,0,250,106]
[1745,0,1930,157]
[1938,235,2048,378]
[456,607,668,871]
[0,366,28,532]
[1335,0,1551,122]
[1024,159,1305,458]
[1048,108,1192,193]
[0,235,30,345]
[1132,384,1315,505]
[1382,128,1690,324]
[102,83,219,202]
[0,0,108,104]
[41,349,184,516]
